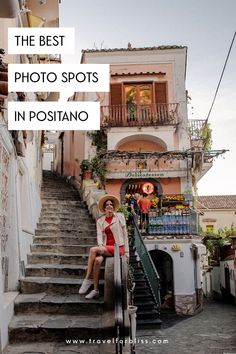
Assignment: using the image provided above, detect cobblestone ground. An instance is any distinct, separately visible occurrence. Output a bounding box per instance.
[135,299,236,354]
[4,300,236,354]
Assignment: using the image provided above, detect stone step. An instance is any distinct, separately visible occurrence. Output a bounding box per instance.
[30,244,94,254]
[41,190,79,195]
[41,189,78,193]
[40,209,87,215]
[136,309,159,319]
[134,300,157,309]
[41,201,85,206]
[35,230,96,237]
[41,190,78,195]
[3,342,112,354]
[25,264,104,278]
[133,278,148,286]
[20,276,104,294]
[28,252,89,265]
[41,196,80,201]
[133,272,146,279]
[41,191,79,196]
[14,293,103,315]
[41,203,84,208]
[35,226,96,233]
[35,226,95,233]
[37,221,95,228]
[33,236,97,245]
[41,211,90,218]
[39,216,93,223]
[137,317,162,329]
[35,230,96,238]
[9,313,114,342]
[133,292,153,301]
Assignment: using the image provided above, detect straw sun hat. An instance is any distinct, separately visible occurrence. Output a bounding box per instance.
[98,194,120,213]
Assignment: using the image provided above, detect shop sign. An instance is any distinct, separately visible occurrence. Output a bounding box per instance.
[106,169,187,179]
[142,182,154,194]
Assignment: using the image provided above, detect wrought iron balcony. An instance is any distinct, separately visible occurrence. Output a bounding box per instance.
[101,103,179,128]
[188,119,207,140]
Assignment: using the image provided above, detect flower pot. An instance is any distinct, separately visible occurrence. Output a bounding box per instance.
[82,170,92,180]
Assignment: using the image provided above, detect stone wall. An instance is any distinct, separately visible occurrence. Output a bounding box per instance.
[175,290,203,315]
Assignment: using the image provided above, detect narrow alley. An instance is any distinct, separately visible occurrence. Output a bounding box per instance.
[136,299,236,354]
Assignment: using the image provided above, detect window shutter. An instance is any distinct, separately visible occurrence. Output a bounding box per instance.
[110,83,122,105]
[155,82,167,104]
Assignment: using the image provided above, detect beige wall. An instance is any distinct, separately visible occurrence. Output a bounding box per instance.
[27,0,59,22]
[54,131,87,178]
[0,17,19,63]
[118,139,165,152]
[199,209,236,232]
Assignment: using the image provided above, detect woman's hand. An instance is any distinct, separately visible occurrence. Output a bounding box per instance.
[98,244,104,252]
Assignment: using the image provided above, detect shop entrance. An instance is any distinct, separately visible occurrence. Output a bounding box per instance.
[149,250,174,310]
[120,178,163,204]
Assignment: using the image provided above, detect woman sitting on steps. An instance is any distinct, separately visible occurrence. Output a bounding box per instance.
[79,194,129,299]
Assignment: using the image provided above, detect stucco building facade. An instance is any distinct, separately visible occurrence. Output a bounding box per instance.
[0,0,60,350]
[53,45,229,315]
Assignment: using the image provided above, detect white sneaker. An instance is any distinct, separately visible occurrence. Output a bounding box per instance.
[85,289,99,300]
[79,279,92,294]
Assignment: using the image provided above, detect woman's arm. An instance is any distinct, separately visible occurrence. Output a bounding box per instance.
[96,218,104,246]
[118,213,129,255]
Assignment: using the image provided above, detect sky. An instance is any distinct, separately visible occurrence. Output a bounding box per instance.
[60,0,236,196]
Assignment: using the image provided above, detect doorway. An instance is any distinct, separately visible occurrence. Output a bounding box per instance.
[149,249,174,310]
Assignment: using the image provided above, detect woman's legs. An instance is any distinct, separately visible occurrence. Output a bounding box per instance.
[83,246,113,299]
[93,255,104,290]
[85,246,101,279]
[85,246,112,279]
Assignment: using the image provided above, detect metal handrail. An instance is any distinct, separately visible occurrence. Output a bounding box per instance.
[114,242,124,354]
[133,215,161,310]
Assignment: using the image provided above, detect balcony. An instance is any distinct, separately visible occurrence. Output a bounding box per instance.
[188,119,210,150]
[139,209,199,236]
[101,103,179,128]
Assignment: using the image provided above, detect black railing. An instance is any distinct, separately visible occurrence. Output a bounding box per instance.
[133,215,161,310]
[114,242,124,354]
[101,103,179,128]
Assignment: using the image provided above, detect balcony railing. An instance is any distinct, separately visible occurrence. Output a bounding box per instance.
[138,208,199,236]
[188,119,207,140]
[101,103,179,128]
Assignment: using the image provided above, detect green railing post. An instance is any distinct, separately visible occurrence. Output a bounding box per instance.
[133,215,161,310]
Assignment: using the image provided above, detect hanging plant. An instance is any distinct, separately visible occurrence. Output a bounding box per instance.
[200,123,212,151]
[87,130,107,153]
[90,155,106,185]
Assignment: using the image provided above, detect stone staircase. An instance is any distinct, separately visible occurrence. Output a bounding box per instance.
[129,238,162,329]
[4,172,117,354]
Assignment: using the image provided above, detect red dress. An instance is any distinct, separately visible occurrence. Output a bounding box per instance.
[105,216,124,256]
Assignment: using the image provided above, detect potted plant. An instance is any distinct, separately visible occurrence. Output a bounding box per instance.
[80,159,92,180]
[90,156,106,186]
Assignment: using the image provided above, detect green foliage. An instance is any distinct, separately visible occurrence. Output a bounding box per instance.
[87,130,107,153]
[118,204,130,220]
[202,225,234,257]
[200,123,212,151]
[80,159,92,171]
[90,156,106,184]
